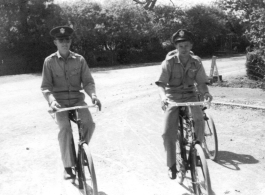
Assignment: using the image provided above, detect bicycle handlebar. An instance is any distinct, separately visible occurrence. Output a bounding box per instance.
[48,105,98,114]
[168,101,211,107]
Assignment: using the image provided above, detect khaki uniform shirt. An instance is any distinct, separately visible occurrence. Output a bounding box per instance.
[155,51,209,101]
[41,51,95,105]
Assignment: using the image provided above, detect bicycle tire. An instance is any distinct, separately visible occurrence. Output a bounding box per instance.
[80,144,98,195]
[203,113,218,161]
[190,144,212,195]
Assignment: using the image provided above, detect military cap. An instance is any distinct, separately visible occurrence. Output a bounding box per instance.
[49,26,74,38]
[171,29,194,44]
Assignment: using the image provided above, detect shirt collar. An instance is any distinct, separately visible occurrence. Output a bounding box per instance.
[55,51,76,59]
[175,53,197,64]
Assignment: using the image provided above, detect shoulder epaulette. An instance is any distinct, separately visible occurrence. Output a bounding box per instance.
[70,52,82,59]
[165,50,178,60]
[45,52,57,61]
[191,55,201,61]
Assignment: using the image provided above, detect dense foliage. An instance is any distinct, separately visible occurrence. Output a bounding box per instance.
[219,0,265,81]
[0,0,249,75]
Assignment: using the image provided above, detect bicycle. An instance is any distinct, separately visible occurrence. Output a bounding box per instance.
[168,101,212,195]
[49,105,98,195]
[202,107,218,161]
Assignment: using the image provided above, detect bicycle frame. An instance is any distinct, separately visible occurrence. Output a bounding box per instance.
[68,108,88,183]
[68,108,86,144]
[168,101,211,167]
[167,101,212,194]
[178,105,198,172]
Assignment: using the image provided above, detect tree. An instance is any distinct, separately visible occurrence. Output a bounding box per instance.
[219,0,265,80]
[184,5,228,55]
[0,0,55,49]
[132,0,157,10]
[218,0,265,47]
[0,0,66,73]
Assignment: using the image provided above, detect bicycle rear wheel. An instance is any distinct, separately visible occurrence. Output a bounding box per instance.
[190,144,212,195]
[203,113,218,161]
[80,144,98,195]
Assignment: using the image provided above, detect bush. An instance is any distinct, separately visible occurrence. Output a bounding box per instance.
[246,50,265,81]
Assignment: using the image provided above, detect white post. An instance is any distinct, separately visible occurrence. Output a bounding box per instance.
[209,56,216,79]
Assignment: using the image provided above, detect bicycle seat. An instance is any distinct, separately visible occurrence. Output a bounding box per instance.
[68,110,78,123]
[179,107,187,117]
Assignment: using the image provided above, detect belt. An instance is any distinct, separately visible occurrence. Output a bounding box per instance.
[169,90,194,94]
[53,90,80,93]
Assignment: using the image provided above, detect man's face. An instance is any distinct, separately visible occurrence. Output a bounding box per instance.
[54,37,72,52]
[175,41,193,56]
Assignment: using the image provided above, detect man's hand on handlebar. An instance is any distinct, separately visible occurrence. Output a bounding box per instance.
[50,100,61,111]
[92,95,102,111]
[161,96,169,111]
[204,92,213,102]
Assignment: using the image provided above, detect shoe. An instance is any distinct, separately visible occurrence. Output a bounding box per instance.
[64,167,76,180]
[168,163,177,180]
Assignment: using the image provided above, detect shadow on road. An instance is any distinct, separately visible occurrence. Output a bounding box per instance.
[216,150,259,170]
[180,176,217,195]
[179,179,194,194]
[70,180,109,195]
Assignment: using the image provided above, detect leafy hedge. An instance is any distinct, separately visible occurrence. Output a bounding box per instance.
[220,0,265,83]
[246,50,265,81]
[0,0,249,76]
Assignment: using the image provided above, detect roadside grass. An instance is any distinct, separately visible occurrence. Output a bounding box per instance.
[212,75,265,90]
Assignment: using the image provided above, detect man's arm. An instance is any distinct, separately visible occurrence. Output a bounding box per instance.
[157,83,167,101]
[155,60,171,110]
[80,57,96,98]
[41,60,56,105]
[80,57,101,110]
[157,83,169,110]
[195,58,213,102]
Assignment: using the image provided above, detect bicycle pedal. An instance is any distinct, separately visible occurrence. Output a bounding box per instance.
[196,157,201,166]
[177,171,186,184]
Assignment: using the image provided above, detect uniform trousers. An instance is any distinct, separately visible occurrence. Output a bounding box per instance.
[162,95,204,168]
[54,99,95,168]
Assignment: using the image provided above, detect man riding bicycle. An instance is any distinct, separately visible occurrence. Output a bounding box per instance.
[41,26,101,180]
[155,29,213,180]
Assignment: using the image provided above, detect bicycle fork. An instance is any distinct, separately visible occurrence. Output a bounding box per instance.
[73,109,87,189]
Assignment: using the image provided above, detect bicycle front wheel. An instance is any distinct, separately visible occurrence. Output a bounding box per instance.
[190,144,212,195]
[80,144,98,195]
[203,113,218,161]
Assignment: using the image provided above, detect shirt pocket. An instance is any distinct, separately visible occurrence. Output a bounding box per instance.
[169,69,182,85]
[52,69,65,87]
[70,67,81,76]
[53,71,64,78]
[70,67,81,87]
[188,68,197,78]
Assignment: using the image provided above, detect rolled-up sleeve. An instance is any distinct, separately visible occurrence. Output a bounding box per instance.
[41,59,56,104]
[155,60,170,86]
[195,59,209,94]
[80,57,95,97]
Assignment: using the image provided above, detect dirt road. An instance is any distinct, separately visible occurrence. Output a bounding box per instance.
[0,55,265,195]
